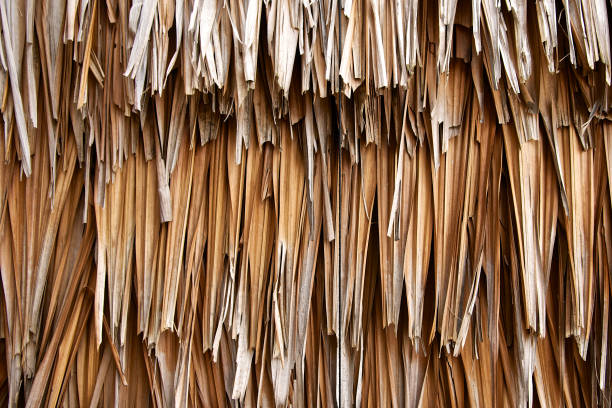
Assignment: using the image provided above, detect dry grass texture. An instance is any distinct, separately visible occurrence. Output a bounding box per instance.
[0,0,611,406]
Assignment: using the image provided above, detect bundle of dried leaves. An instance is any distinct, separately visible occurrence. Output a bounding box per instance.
[0,0,611,406]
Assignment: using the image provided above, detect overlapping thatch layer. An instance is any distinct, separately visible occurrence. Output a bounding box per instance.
[0,0,611,406]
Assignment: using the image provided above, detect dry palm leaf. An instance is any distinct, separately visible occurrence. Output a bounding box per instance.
[0,0,611,407]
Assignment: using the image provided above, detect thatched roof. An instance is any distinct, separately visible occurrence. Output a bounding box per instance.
[0,0,611,406]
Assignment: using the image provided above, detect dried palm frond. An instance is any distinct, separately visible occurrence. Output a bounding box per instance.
[0,0,611,406]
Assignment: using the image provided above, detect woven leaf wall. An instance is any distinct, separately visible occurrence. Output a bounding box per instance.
[0,0,611,406]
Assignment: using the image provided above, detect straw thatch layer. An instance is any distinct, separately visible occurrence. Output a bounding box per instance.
[0,0,611,406]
